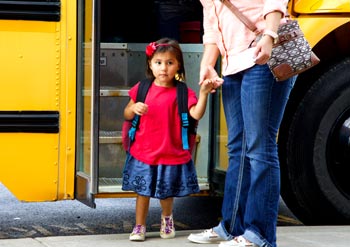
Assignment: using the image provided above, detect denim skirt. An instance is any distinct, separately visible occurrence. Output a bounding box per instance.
[122,154,200,199]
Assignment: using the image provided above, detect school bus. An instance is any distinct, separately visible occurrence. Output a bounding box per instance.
[0,0,349,225]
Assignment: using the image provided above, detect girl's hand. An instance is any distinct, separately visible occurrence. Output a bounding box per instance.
[200,78,223,94]
[132,102,148,116]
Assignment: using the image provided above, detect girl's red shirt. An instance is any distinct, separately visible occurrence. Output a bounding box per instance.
[128,81,198,165]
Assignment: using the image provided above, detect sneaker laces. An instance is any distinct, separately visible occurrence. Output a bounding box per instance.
[200,228,218,237]
[132,224,145,235]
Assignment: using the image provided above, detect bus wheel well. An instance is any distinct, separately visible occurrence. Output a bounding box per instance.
[278,57,350,225]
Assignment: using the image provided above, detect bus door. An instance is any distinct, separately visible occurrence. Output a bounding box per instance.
[75,0,100,208]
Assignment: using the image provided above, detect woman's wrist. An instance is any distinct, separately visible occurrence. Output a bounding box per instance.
[263,30,278,44]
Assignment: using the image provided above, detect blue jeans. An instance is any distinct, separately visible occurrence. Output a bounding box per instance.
[213,64,296,247]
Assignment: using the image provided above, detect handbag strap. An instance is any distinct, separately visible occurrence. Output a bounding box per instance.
[221,0,259,34]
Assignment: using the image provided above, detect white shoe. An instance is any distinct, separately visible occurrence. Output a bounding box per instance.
[219,236,259,247]
[187,229,224,244]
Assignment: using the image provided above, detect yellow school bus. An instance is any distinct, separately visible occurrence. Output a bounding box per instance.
[0,0,349,225]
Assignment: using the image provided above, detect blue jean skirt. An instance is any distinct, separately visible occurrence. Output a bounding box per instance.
[122,154,200,199]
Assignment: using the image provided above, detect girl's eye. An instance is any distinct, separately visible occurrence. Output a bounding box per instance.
[153,60,175,65]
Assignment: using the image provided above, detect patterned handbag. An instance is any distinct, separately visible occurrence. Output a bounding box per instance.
[221,0,320,81]
[267,20,320,81]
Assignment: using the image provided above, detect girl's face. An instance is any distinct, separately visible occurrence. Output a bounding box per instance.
[149,51,180,86]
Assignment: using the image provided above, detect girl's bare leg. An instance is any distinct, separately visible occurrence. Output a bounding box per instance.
[159,197,174,216]
[159,197,175,238]
[135,195,150,225]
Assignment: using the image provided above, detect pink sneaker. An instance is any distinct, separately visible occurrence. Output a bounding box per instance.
[160,214,175,239]
[129,224,146,241]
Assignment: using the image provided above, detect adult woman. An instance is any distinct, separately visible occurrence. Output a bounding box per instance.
[187,1,296,247]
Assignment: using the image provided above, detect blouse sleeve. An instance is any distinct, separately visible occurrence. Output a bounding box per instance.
[200,0,219,45]
[263,0,288,18]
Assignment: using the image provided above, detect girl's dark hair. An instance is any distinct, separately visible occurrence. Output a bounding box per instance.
[145,38,186,82]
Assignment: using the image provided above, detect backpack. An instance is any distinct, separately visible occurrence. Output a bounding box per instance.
[122,78,198,153]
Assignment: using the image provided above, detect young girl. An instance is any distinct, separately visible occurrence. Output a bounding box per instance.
[122,37,222,241]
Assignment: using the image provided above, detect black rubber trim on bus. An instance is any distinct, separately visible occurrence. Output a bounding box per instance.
[0,111,59,133]
[0,0,60,22]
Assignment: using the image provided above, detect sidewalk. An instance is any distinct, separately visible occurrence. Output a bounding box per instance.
[0,226,349,247]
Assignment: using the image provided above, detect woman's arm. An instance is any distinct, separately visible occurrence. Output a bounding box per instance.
[253,11,282,65]
[199,44,221,83]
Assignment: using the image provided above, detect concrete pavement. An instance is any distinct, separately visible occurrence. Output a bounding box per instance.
[0,226,349,247]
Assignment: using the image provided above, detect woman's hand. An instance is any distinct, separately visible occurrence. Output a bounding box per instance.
[199,65,224,93]
[199,65,219,83]
[254,10,282,64]
[253,35,274,65]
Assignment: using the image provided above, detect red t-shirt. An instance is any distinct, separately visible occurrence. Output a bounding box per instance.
[128,81,198,165]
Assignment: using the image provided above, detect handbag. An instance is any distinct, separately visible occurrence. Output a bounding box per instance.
[221,0,320,81]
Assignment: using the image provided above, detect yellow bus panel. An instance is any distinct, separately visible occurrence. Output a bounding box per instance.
[0,0,77,202]
[293,0,350,14]
[0,133,59,201]
[0,21,59,110]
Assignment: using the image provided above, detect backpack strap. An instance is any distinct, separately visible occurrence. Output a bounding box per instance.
[128,79,196,151]
[176,81,191,150]
[128,79,152,143]
[136,79,152,102]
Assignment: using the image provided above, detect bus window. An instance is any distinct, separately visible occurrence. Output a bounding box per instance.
[100,0,203,43]
[0,0,61,22]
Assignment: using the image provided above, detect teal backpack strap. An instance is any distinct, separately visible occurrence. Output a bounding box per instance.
[176,81,190,150]
[128,79,152,144]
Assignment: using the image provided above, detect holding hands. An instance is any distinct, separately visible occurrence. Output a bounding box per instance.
[199,65,224,93]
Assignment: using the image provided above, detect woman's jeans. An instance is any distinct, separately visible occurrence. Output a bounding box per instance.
[213,64,296,247]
